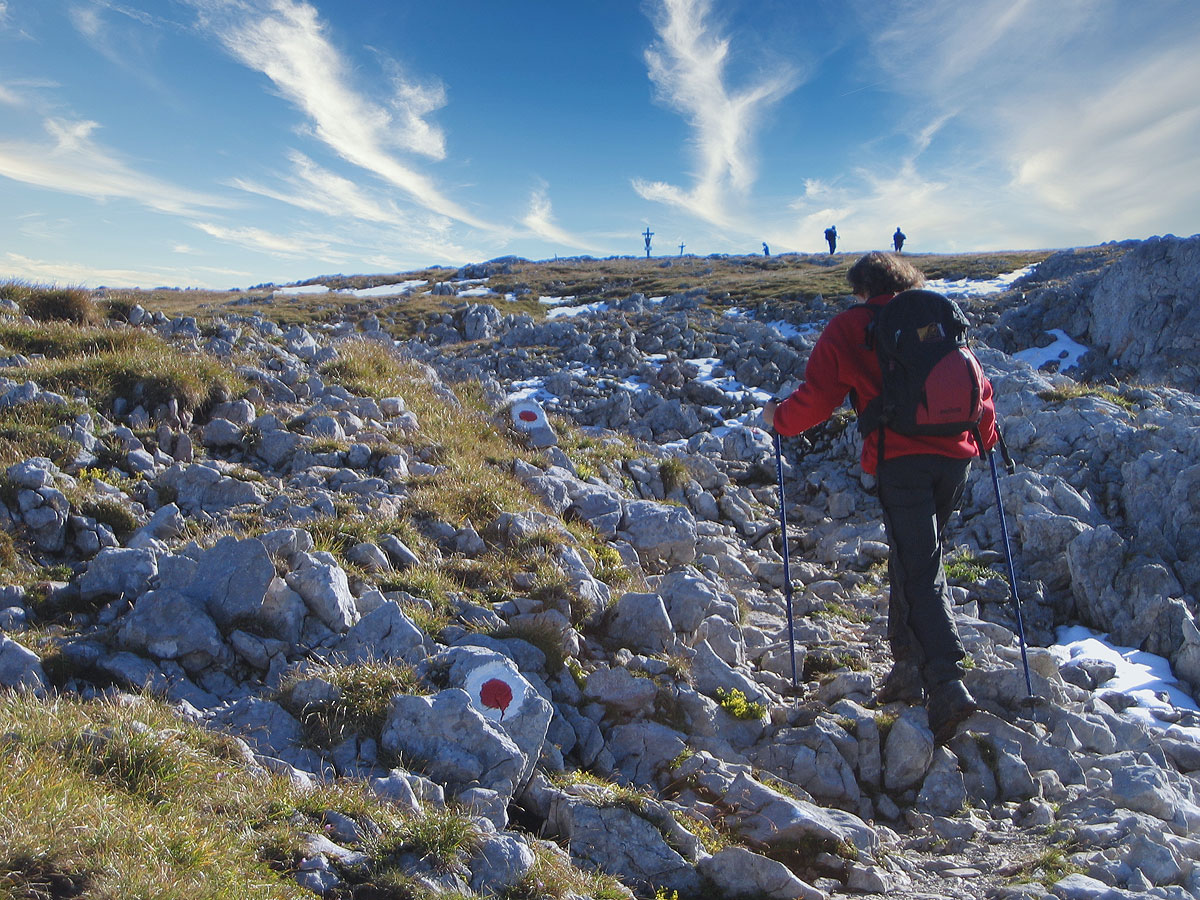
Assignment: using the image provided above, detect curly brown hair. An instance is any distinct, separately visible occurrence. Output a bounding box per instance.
[846,251,925,298]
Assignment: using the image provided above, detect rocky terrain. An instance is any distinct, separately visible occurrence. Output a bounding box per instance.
[2,234,1200,899]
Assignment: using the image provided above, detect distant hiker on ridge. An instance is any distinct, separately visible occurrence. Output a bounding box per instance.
[825,226,838,255]
[893,227,906,253]
[762,251,999,744]
[763,242,770,257]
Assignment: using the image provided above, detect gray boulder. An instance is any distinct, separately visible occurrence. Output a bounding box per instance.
[214,697,306,759]
[335,601,429,664]
[118,589,228,672]
[1087,234,1200,392]
[883,710,934,792]
[697,846,825,900]
[428,646,554,790]
[466,833,536,896]
[583,665,658,713]
[286,553,358,632]
[606,591,673,654]
[545,797,704,897]
[187,536,275,630]
[79,547,158,601]
[125,503,185,550]
[0,635,48,694]
[620,500,696,568]
[155,462,265,513]
[658,569,739,634]
[380,689,526,802]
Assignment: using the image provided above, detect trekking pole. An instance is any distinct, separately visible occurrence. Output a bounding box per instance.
[987,448,1035,698]
[773,430,799,693]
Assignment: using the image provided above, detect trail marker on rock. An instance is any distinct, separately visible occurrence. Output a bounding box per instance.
[509,398,557,449]
[464,658,526,722]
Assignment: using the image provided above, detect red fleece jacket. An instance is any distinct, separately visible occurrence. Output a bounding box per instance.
[773,293,998,475]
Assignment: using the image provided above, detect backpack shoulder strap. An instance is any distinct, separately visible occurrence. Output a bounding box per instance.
[849,302,879,350]
[850,302,884,436]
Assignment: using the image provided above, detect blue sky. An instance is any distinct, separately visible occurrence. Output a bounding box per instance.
[1,0,1198,290]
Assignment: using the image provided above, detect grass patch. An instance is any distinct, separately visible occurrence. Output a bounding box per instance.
[658,457,690,494]
[1,281,100,325]
[369,804,484,873]
[587,542,634,593]
[24,332,244,418]
[545,771,650,813]
[874,710,899,743]
[375,567,463,638]
[318,338,411,400]
[811,601,873,624]
[0,399,89,469]
[507,841,631,899]
[491,616,570,674]
[1006,847,1084,884]
[0,319,154,359]
[0,692,319,899]
[802,648,868,679]
[945,550,996,583]
[77,496,141,541]
[2,690,623,899]
[556,421,641,477]
[279,660,425,749]
[1036,384,1136,411]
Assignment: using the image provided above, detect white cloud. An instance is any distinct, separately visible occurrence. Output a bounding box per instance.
[521,183,600,253]
[634,0,799,227]
[1006,42,1200,235]
[0,83,20,106]
[0,250,248,289]
[68,1,166,85]
[855,0,1200,245]
[230,150,410,225]
[194,221,336,259]
[194,213,468,272]
[0,117,231,216]
[190,0,494,230]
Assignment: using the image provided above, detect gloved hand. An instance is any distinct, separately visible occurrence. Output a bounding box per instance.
[762,400,778,431]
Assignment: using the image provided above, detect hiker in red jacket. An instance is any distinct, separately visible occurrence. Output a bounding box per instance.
[763,251,998,742]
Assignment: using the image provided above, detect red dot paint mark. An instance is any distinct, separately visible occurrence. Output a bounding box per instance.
[480,678,514,718]
[518,410,539,422]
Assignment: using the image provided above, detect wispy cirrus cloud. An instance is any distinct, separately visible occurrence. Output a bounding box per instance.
[522,182,600,253]
[194,221,339,259]
[0,117,231,216]
[68,1,167,86]
[189,0,493,231]
[855,0,1200,244]
[195,212,468,270]
[0,250,249,289]
[633,0,799,227]
[230,150,410,225]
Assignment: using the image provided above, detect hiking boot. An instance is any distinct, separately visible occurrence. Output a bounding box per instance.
[875,661,924,704]
[926,679,978,744]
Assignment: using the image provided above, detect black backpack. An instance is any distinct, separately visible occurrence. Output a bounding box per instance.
[856,288,986,457]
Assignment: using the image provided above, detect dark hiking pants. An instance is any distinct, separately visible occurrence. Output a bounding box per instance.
[876,453,972,689]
